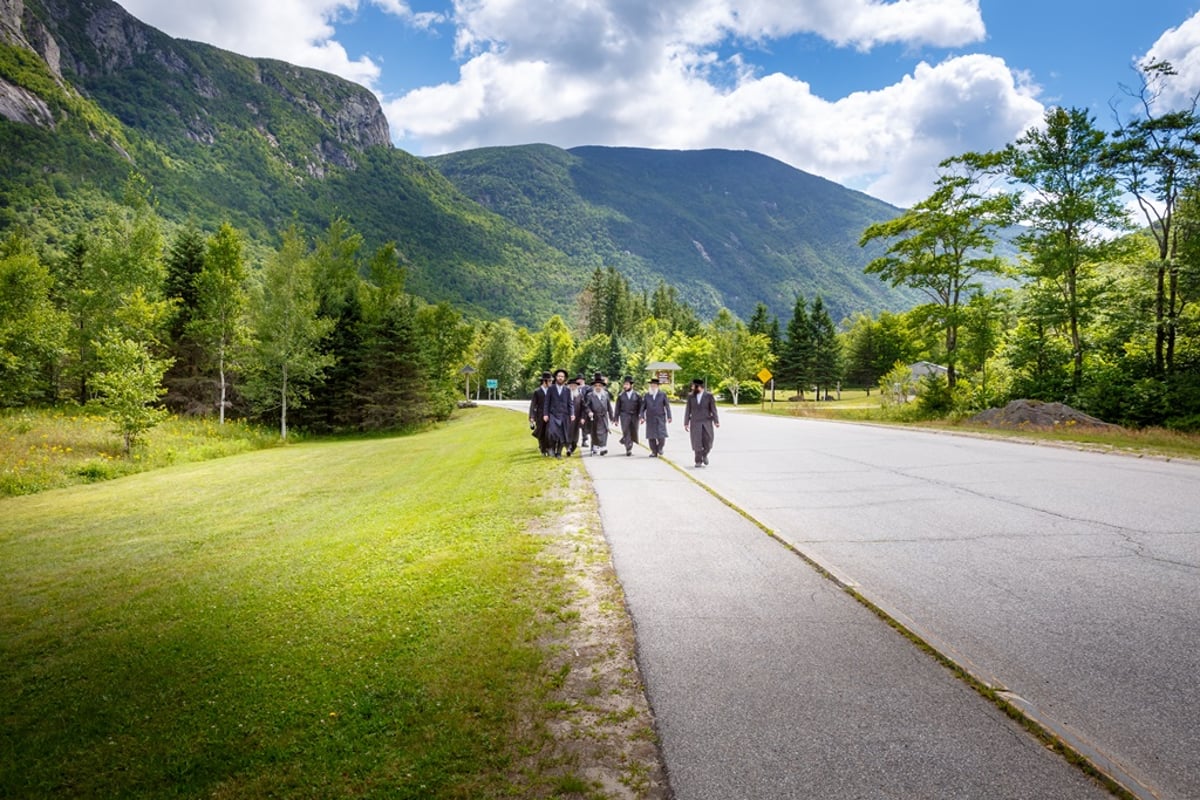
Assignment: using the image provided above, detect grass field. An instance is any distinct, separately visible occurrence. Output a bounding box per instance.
[756,390,1200,461]
[0,408,613,799]
[0,406,282,496]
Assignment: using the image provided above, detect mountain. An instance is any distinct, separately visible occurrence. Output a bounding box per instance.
[429,144,917,322]
[0,0,914,328]
[0,0,586,326]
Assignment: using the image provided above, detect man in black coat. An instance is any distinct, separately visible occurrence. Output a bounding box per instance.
[528,371,551,456]
[613,375,641,456]
[639,376,672,457]
[567,374,587,456]
[584,374,613,455]
[683,377,720,467]
[542,369,575,459]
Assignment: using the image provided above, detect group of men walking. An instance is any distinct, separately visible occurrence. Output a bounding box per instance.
[528,371,720,467]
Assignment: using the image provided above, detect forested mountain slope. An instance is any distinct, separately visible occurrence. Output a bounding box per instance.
[430,144,918,321]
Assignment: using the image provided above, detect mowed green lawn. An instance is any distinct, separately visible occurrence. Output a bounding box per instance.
[1,408,575,799]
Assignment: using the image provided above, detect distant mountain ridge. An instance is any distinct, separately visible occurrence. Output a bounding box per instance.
[430,144,917,321]
[0,0,915,327]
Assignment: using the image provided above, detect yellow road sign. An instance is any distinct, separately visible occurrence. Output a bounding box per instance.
[757,368,773,383]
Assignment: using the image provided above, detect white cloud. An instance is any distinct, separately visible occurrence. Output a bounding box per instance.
[1141,11,1200,110]
[116,0,389,88]
[387,0,1039,207]
[115,0,1042,207]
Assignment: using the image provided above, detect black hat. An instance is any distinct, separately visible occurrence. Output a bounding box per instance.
[573,374,585,383]
[691,377,705,386]
[622,375,633,384]
[592,375,606,385]
[540,371,552,381]
[554,368,567,378]
[648,376,660,384]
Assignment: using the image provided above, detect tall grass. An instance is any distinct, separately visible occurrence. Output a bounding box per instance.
[0,406,282,496]
[0,408,578,799]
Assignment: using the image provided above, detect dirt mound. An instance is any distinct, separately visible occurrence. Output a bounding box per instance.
[969,399,1119,430]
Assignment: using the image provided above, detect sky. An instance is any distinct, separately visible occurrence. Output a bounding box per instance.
[115,0,1200,208]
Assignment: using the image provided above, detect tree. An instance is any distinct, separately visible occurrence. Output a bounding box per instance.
[356,243,431,429]
[860,157,1012,388]
[1107,58,1200,376]
[304,219,366,431]
[189,223,248,423]
[522,315,576,389]
[416,301,475,410]
[808,297,841,398]
[776,295,813,398]
[0,233,67,406]
[91,332,172,456]
[54,199,166,402]
[162,225,209,413]
[476,318,525,398]
[242,226,335,440]
[999,106,1129,394]
[708,308,771,405]
[841,311,918,390]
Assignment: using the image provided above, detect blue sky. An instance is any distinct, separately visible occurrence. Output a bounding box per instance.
[117,0,1200,207]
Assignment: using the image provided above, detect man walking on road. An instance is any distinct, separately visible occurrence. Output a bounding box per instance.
[584,374,613,455]
[528,371,551,456]
[639,376,671,457]
[683,377,719,467]
[542,369,575,459]
[614,376,641,456]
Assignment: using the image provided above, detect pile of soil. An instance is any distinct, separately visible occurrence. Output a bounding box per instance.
[969,399,1119,430]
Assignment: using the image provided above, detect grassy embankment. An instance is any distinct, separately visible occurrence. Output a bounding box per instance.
[755,388,1200,461]
[0,407,607,799]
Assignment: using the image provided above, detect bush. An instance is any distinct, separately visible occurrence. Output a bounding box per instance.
[914,373,954,418]
[720,379,763,405]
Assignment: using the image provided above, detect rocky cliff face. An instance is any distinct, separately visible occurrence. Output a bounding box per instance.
[2,0,391,157]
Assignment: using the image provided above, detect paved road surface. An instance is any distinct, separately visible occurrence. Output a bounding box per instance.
[673,409,1200,800]
[490,401,1199,798]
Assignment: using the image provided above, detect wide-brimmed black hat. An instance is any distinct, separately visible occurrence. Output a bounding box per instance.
[622,375,633,384]
[592,375,606,385]
[691,377,705,386]
[573,374,585,383]
[540,371,552,381]
[648,376,660,384]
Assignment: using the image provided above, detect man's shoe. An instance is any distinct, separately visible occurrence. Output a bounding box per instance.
[703,455,709,465]
[600,449,607,456]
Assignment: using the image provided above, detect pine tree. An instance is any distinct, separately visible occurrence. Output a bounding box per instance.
[776,295,813,398]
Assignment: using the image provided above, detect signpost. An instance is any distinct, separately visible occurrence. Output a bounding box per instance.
[757,368,774,409]
[486,378,499,400]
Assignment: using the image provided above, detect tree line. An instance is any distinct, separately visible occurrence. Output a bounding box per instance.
[3,60,1199,442]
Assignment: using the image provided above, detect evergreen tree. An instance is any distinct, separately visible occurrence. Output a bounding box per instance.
[777,295,814,398]
[809,297,842,398]
[303,219,365,431]
[162,225,209,413]
[355,243,431,429]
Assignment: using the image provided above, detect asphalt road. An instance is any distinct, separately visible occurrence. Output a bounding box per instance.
[659,408,1200,799]
[491,401,1200,798]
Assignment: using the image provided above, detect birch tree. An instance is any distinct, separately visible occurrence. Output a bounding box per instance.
[242,226,334,440]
